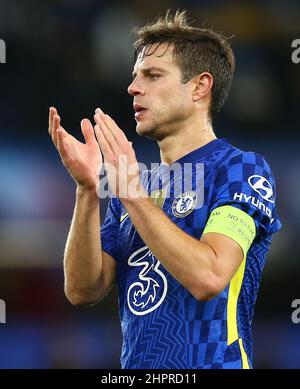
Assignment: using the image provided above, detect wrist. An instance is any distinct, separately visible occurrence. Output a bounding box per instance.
[76,184,99,199]
[120,187,148,206]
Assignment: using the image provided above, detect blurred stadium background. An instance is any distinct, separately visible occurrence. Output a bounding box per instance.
[0,0,300,368]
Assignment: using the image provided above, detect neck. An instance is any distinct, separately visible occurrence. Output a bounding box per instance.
[158,115,216,165]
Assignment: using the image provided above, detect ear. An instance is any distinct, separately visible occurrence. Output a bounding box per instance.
[192,72,213,103]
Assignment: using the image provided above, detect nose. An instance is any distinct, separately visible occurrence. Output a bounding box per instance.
[127,79,145,96]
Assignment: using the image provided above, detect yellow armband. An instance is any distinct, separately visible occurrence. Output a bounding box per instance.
[203,205,256,257]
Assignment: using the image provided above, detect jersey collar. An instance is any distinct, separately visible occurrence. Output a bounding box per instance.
[162,138,229,167]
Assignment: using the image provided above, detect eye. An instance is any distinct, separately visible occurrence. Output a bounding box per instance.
[148,74,160,80]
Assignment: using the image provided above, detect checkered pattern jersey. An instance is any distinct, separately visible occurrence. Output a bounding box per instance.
[100,138,281,369]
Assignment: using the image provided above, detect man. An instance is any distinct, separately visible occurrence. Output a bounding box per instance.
[48,10,281,369]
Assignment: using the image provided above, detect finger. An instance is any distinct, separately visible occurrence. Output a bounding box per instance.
[95,108,125,144]
[95,108,120,140]
[52,110,59,135]
[94,124,113,160]
[56,127,69,164]
[106,114,134,156]
[94,108,112,134]
[81,118,96,145]
[94,113,120,154]
[104,113,128,143]
[48,107,57,135]
[52,114,61,147]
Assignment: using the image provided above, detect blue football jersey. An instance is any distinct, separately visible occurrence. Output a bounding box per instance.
[100,138,281,369]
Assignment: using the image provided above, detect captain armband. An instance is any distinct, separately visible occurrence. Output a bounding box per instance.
[203,205,256,257]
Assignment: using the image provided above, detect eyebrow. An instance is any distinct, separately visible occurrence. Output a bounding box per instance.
[132,66,168,79]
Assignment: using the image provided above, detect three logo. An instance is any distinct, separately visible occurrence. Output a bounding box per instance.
[127,246,168,316]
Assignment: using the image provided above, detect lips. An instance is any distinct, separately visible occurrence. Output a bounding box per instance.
[133,104,148,119]
[133,104,147,113]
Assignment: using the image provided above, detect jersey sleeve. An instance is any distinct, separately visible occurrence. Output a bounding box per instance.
[100,196,121,261]
[210,151,282,238]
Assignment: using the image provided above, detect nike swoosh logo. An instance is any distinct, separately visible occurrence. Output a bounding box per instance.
[120,213,129,222]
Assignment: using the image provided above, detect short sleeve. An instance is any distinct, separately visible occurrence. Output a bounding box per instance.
[100,196,121,261]
[210,151,282,238]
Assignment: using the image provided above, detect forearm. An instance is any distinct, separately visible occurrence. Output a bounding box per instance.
[122,196,218,299]
[64,186,102,303]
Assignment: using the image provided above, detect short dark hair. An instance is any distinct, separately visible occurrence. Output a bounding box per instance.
[133,10,235,118]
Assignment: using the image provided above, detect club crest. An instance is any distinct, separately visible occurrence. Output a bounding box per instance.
[172,191,197,218]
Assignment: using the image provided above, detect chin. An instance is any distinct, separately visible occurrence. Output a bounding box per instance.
[135,122,156,139]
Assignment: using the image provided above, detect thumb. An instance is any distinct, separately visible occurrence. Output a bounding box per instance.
[81,118,95,144]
